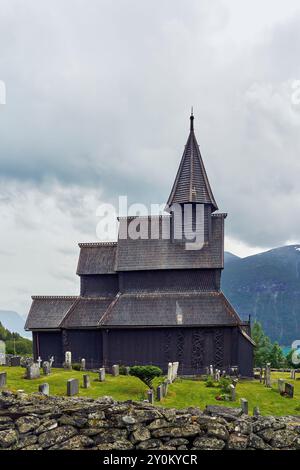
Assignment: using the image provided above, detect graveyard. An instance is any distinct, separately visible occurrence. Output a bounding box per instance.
[1,364,300,416]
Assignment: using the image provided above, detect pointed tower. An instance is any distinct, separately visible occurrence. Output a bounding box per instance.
[166,112,218,243]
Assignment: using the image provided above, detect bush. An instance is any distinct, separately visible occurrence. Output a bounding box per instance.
[129,365,162,389]
[205,376,216,388]
[219,377,232,394]
[72,363,81,371]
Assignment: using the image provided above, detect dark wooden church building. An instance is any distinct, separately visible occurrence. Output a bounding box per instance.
[26,114,254,376]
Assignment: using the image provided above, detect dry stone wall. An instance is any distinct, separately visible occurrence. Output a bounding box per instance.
[1,391,300,450]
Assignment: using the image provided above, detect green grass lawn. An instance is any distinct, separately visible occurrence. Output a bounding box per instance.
[1,366,300,416]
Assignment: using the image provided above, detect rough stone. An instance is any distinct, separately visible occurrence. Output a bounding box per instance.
[193,436,225,450]
[38,425,77,448]
[228,433,249,449]
[16,415,41,433]
[0,428,18,448]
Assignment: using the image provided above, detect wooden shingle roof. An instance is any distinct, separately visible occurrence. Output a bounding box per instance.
[116,213,225,271]
[25,296,78,330]
[100,291,240,327]
[166,113,218,211]
[76,242,117,275]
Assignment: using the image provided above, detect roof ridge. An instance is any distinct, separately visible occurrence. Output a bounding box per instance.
[78,242,117,247]
[31,295,78,300]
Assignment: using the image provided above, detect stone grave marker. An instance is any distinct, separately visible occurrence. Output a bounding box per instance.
[112,364,119,377]
[147,389,154,404]
[37,356,42,368]
[25,363,40,379]
[290,369,296,380]
[162,380,169,397]
[265,363,271,387]
[209,364,214,377]
[81,358,86,371]
[99,367,105,382]
[167,362,173,383]
[64,351,72,370]
[10,356,21,367]
[49,356,54,367]
[67,378,79,396]
[253,406,260,417]
[83,374,90,389]
[278,378,285,394]
[0,372,7,388]
[42,361,51,376]
[125,366,130,376]
[285,382,294,398]
[240,398,248,414]
[229,384,236,401]
[171,362,179,382]
[0,340,5,365]
[39,383,49,396]
[157,384,163,401]
[215,369,220,382]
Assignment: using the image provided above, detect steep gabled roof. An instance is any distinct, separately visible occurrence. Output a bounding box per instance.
[25,296,78,330]
[76,242,117,275]
[166,113,218,211]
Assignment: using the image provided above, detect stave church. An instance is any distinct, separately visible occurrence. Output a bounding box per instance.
[25,113,254,376]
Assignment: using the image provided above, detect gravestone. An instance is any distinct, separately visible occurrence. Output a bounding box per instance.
[99,367,105,382]
[39,383,49,396]
[49,356,54,367]
[290,369,296,380]
[285,382,294,398]
[125,366,130,376]
[157,384,163,401]
[0,372,7,388]
[171,362,179,382]
[83,374,90,388]
[209,365,214,377]
[64,351,72,370]
[10,356,21,367]
[265,363,271,387]
[162,380,169,397]
[112,364,119,377]
[278,378,285,394]
[215,369,220,382]
[37,356,42,368]
[229,384,236,401]
[167,363,173,383]
[25,363,40,379]
[147,389,154,404]
[240,398,248,414]
[81,358,86,371]
[67,378,79,396]
[0,340,5,365]
[42,361,51,376]
[253,406,260,417]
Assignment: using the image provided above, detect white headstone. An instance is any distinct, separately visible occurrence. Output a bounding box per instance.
[229,384,236,401]
[49,356,54,367]
[171,362,179,381]
[37,356,42,368]
[81,358,86,370]
[209,365,214,377]
[0,340,5,366]
[64,351,72,370]
[99,367,105,382]
[167,362,173,383]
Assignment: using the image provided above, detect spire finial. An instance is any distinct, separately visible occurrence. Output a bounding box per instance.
[190,107,194,131]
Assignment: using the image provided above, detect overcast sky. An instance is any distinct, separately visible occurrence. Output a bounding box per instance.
[0,0,300,315]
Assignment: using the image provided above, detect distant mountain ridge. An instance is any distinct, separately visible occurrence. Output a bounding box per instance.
[222,245,300,345]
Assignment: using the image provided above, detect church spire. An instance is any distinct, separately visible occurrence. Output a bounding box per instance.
[166,112,218,212]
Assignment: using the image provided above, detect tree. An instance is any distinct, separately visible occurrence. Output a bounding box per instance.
[269,342,286,369]
[0,321,32,355]
[129,365,162,389]
[251,321,287,368]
